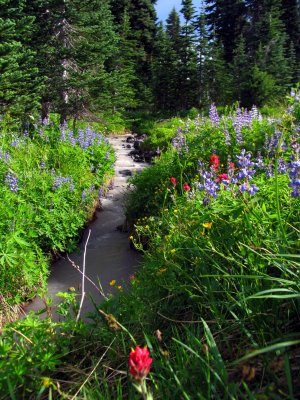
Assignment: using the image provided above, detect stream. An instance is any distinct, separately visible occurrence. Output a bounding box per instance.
[24,136,148,320]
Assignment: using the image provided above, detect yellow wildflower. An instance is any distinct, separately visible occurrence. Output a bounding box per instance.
[202,222,213,229]
[157,268,167,274]
[109,279,116,286]
[171,249,176,254]
[42,377,51,388]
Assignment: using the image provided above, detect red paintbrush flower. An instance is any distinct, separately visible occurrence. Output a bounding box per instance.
[170,177,177,186]
[216,173,229,182]
[210,154,220,170]
[129,346,153,381]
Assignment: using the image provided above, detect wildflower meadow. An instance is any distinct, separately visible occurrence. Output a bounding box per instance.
[0,90,299,399]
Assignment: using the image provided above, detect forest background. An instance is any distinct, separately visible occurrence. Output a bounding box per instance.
[1,0,300,122]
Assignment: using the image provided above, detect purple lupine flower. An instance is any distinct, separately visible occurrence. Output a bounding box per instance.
[42,117,49,126]
[39,161,46,169]
[60,129,66,142]
[250,105,262,121]
[105,151,110,160]
[255,152,265,169]
[238,182,259,196]
[53,176,65,189]
[288,155,300,197]
[266,161,274,178]
[224,126,231,146]
[239,182,249,193]
[278,158,287,174]
[234,107,244,144]
[82,190,87,200]
[198,171,219,197]
[77,129,85,148]
[209,103,220,126]
[98,188,105,198]
[0,151,10,162]
[172,131,188,153]
[5,172,18,192]
[53,176,73,190]
[248,184,259,196]
[68,131,76,146]
[266,129,283,157]
[202,197,210,206]
[236,149,256,180]
[11,139,19,147]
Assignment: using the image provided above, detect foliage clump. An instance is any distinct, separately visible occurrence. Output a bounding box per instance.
[0,115,114,314]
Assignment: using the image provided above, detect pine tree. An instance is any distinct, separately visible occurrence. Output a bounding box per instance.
[25,0,74,119]
[0,0,44,118]
[166,7,181,53]
[231,35,252,106]
[205,0,247,63]
[247,1,291,98]
[152,21,182,111]
[178,0,198,110]
[68,0,119,117]
[107,8,138,110]
[163,8,183,110]
[109,0,157,108]
[205,42,233,105]
[195,10,210,107]
[281,0,300,61]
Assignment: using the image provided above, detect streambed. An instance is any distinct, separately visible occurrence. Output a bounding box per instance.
[24,136,148,319]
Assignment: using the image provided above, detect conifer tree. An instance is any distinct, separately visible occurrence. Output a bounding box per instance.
[166,7,181,53]
[231,35,252,105]
[179,0,198,110]
[108,8,138,110]
[68,0,119,117]
[0,0,44,118]
[281,0,300,61]
[205,42,233,105]
[206,0,247,63]
[109,0,157,107]
[195,10,210,107]
[246,1,291,99]
[162,8,182,110]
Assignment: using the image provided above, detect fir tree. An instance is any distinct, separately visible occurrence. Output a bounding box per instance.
[0,1,43,118]
[109,0,157,107]
[281,0,300,61]
[195,10,210,107]
[178,0,198,110]
[206,0,247,63]
[231,35,252,106]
